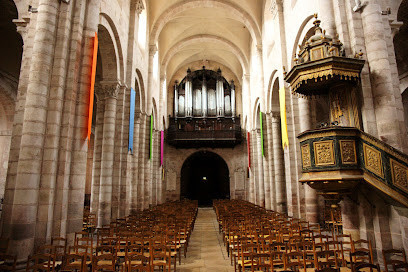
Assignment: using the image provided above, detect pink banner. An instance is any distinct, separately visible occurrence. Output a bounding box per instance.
[160,130,164,166]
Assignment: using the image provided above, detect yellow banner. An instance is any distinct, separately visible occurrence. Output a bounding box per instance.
[279,87,289,149]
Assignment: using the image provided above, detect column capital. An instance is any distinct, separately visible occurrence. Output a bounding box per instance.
[149,44,158,56]
[271,111,280,121]
[135,0,145,15]
[95,80,121,99]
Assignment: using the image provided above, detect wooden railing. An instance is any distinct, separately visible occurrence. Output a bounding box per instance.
[167,116,242,148]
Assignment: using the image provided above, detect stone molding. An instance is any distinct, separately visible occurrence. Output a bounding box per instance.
[13,16,31,42]
[270,0,278,19]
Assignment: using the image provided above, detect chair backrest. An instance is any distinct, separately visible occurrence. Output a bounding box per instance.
[285,251,306,271]
[250,252,271,272]
[127,254,151,272]
[354,262,381,272]
[92,253,115,272]
[382,249,408,272]
[0,254,17,271]
[26,253,54,272]
[315,250,339,270]
[61,253,84,271]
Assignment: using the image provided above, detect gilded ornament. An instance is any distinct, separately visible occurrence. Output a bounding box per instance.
[340,140,357,164]
[301,144,311,168]
[390,159,408,194]
[314,140,335,166]
[363,143,383,178]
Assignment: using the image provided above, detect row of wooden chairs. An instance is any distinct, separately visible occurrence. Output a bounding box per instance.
[22,200,198,271]
[213,199,408,272]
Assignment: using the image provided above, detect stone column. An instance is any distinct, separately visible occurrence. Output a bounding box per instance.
[1,0,60,258]
[251,130,258,205]
[97,81,119,227]
[341,197,360,240]
[90,93,105,216]
[137,115,146,210]
[360,1,403,150]
[298,98,318,222]
[130,117,141,213]
[266,112,275,210]
[271,113,287,213]
[256,130,265,207]
[144,115,151,209]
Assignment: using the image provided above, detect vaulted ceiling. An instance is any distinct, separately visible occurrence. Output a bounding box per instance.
[149,0,264,82]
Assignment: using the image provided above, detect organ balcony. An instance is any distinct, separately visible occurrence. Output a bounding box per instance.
[167,67,242,148]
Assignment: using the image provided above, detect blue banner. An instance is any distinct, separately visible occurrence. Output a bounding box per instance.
[129,88,135,152]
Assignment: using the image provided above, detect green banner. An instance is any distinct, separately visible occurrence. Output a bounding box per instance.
[260,111,264,157]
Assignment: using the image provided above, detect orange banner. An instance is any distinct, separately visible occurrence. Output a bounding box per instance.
[87,32,98,144]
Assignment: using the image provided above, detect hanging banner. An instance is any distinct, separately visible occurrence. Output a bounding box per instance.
[160,130,164,166]
[87,32,98,143]
[128,88,135,152]
[247,132,251,168]
[260,111,264,156]
[279,87,289,149]
[149,115,153,160]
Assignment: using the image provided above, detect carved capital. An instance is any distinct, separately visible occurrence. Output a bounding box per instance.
[95,81,121,99]
[149,44,158,56]
[135,0,145,15]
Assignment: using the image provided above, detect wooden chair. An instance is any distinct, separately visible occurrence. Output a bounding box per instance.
[315,250,339,270]
[353,263,380,272]
[351,240,373,265]
[269,251,286,272]
[126,254,151,272]
[316,268,340,272]
[383,249,408,272]
[250,252,272,272]
[26,253,54,272]
[91,254,116,272]
[151,243,171,272]
[284,251,306,272]
[0,254,17,271]
[61,253,85,271]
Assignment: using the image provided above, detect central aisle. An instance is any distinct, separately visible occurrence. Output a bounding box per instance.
[178,207,234,272]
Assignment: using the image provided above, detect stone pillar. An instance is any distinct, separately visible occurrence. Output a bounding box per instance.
[90,94,105,217]
[130,118,140,213]
[265,112,275,210]
[251,130,258,205]
[1,0,60,259]
[97,81,119,227]
[360,1,403,150]
[298,98,318,222]
[341,197,360,240]
[256,130,265,207]
[271,113,287,213]
[137,115,147,210]
[318,0,336,36]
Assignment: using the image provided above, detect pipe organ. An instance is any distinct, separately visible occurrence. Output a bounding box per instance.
[173,67,236,118]
[168,67,241,148]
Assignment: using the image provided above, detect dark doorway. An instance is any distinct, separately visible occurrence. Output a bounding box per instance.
[180,151,230,206]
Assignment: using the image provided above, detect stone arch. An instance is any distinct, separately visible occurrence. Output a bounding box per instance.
[180,151,230,206]
[0,0,22,202]
[98,13,124,82]
[271,78,280,114]
[267,70,278,112]
[150,0,261,46]
[253,97,261,130]
[136,69,146,113]
[162,34,249,74]
[290,15,315,68]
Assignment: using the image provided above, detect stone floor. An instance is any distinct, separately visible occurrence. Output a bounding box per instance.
[178,207,235,272]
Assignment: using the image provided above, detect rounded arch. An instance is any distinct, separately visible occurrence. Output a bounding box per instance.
[252,97,261,130]
[290,15,315,69]
[266,70,278,112]
[135,69,146,113]
[162,34,249,75]
[180,151,230,206]
[98,13,124,81]
[271,78,280,113]
[150,0,261,46]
